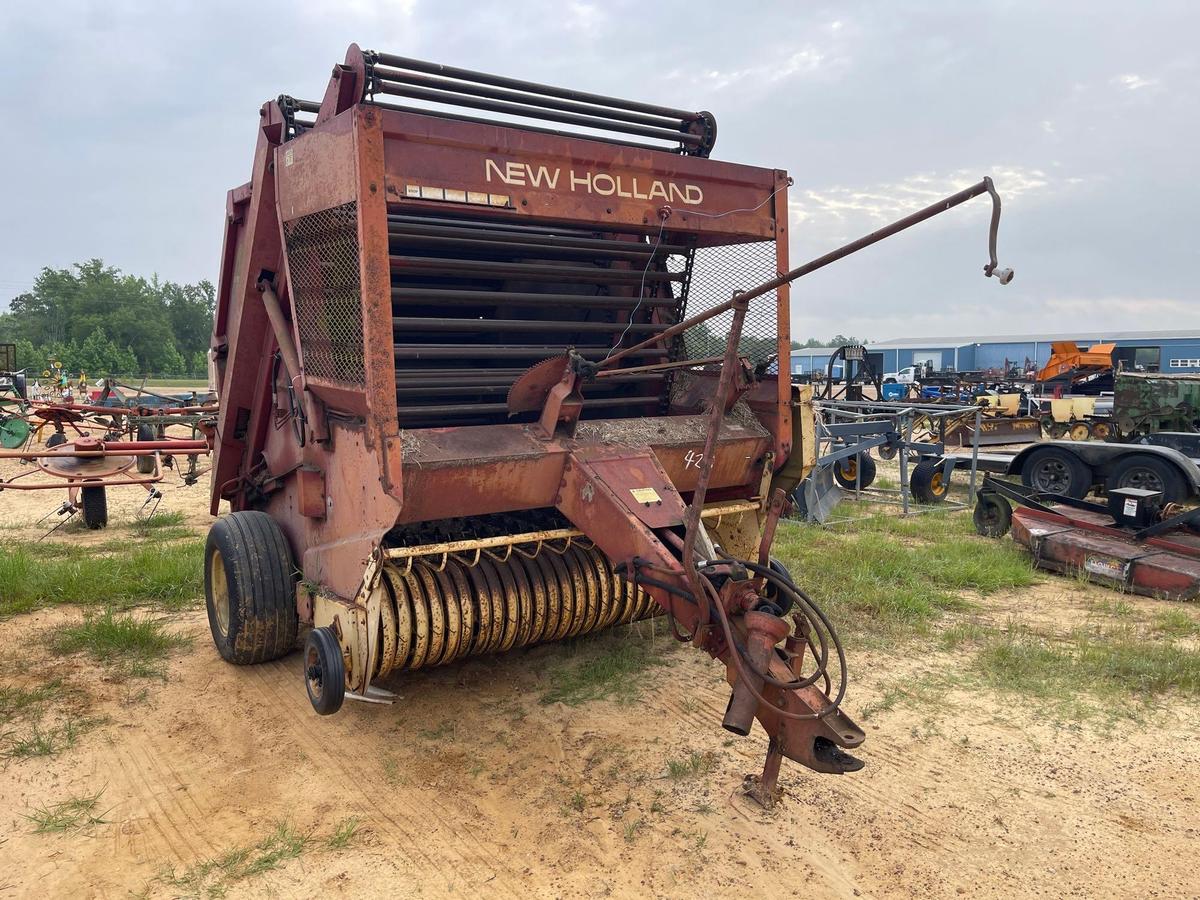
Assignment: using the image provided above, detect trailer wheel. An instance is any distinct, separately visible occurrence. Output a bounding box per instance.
[205,511,299,665]
[80,485,107,529]
[46,431,67,448]
[833,454,877,489]
[135,424,155,474]
[877,442,898,461]
[1068,421,1092,442]
[973,493,1013,538]
[1021,447,1091,499]
[910,460,949,504]
[1091,420,1114,442]
[304,626,346,716]
[1105,454,1188,505]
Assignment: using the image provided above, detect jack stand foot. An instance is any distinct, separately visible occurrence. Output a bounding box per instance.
[744,736,785,809]
[346,684,397,705]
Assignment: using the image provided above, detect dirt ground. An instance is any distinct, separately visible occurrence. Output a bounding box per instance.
[3,453,1200,898]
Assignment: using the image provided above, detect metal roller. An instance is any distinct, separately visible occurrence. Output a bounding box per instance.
[376,540,656,674]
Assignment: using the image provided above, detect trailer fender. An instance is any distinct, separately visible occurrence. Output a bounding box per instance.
[1006,441,1200,499]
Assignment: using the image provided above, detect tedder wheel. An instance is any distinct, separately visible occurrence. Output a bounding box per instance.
[1105,454,1188,505]
[910,459,949,504]
[877,441,898,461]
[1021,447,1091,499]
[1091,420,1115,442]
[304,626,346,716]
[204,511,299,665]
[973,493,1013,538]
[46,431,67,448]
[833,453,877,489]
[80,485,108,529]
[136,424,156,474]
[1068,421,1092,442]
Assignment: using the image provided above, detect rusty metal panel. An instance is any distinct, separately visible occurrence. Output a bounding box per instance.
[377,109,777,242]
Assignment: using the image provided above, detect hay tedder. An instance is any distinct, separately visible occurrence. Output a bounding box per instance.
[206,44,1011,799]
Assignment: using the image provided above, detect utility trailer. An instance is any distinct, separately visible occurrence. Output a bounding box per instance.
[947,439,1200,506]
[206,43,1011,800]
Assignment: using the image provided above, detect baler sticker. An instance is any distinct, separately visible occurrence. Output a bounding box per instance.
[631,488,661,504]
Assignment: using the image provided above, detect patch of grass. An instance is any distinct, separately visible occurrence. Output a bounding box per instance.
[24,789,108,833]
[49,610,189,678]
[623,818,644,843]
[1092,599,1136,619]
[975,624,1200,715]
[1153,608,1200,638]
[326,817,359,850]
[161,820,308,895]
[2,717,93,759]
[0,679,64,725]
[0,540,204,617]
[666,751,715,780]
[540,623,673,707]
[773,514,1036,643]
[859,676,949,721]
[125,511,187,530]
[418,720,455,741]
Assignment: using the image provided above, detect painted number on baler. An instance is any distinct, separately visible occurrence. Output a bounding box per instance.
[684,451,703,470]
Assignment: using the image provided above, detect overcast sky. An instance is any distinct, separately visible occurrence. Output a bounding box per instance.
[1,1,1196,343]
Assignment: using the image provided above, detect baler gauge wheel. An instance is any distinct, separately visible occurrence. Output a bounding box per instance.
[80,485,108,529]
[204,512,299,665]
[304,626,346,716]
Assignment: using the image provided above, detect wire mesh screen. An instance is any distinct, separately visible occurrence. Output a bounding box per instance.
[284,202,366,385]
[673,241,779,369]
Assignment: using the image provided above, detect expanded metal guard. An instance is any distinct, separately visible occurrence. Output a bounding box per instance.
[284,202,366,385]
[669,241,779,368]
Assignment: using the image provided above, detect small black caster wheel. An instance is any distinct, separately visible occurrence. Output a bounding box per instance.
[304,626,345,716]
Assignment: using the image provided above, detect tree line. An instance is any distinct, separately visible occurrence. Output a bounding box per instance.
[0,260,214,378]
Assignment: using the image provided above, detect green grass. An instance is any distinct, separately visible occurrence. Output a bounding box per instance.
[0,540,203,616]
[1153,608,1200,638]
[1,717,93,760]
[975,624,1200,714]
[666,750,715,780]
[772,513,1037,643]
[49,610,189,678]
[0,679,64,725]
[327,817,359,850]
[540,623,674,707]
[23,789,108,833]
[161,820,308,895]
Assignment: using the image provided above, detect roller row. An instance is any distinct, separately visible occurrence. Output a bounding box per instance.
[374,542,658,677]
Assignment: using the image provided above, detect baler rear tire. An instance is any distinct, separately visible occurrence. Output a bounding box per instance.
[80,485,108,529]
[205,511,298,665]
[304,626,345,716]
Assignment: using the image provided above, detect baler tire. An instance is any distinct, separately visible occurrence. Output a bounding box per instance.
[304,626,345,716]
[1021,447,1091,499]
[46,431,67,448]
[1105,454,1188,505]
[204,511,298,666]
[833,453,877,490]
[973,493,1013,538]
[763,557,796,615]
[80,485,108,529]
[910,460,949,504]
[136,424,155,474]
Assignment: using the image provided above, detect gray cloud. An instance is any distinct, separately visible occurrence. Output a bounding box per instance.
[1,0,1196,343]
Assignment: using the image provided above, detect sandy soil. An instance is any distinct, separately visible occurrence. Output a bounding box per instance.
[2,442,1200,898]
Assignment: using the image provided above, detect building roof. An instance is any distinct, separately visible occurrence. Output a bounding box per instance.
[871,330,1200,349]
[788,346,843,356]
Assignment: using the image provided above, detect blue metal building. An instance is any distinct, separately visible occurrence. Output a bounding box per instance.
[790,330,1200,378]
